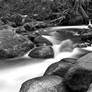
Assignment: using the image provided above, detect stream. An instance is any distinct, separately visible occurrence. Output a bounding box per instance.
[0,25,92,92]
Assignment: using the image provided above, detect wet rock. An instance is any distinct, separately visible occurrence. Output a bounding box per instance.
[78,53,92,64]
[87,84,92,92]
[0,42,34,59]
[64,66,92,92]
[76,42,91,48]
[44,58,77,78]
[28,46,54,59]
[77,29,92,47]
[76,53,92,72]
[0,28,34,59]
[53,29,92,48]
[19,75,66,92]
[27,33,40,42]
[64,53,92,92]
[59,39,74,52]
[55,29,81,42]
[34,36,53,46]
[71,48,92,59]
[0,49,15,59]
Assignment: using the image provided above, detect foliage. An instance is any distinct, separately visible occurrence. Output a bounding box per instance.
[0,0,92,25]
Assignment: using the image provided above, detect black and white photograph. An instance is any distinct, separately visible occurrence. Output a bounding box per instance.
[0,0,92,92]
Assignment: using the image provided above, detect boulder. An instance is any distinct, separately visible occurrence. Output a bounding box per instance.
[87,84,92,92]
[0,28,34,59]
[77,53,92,64]
[27,33,40,42]
[71,48,92,59]
[1,14,24,27]
[59,39,74,52]
[64,53,92,92]
[24,21,49,32]
[23,23,36,32]
[15,26,27,34]
[53,29,92,48]
[19,75,66,92]
[34,36,53,46]
[28,46,54,59]
[10,14,23,27]
[54,30,82,45]
[44,58,77,78]
[64,66,92,92]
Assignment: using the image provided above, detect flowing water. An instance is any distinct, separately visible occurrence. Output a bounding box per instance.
[0,26,92,92]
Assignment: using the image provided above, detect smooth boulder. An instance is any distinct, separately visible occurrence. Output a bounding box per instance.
[71,48,92,59]
[28,46,54,59]
[34,36,53,46]
[59,39,74,52]
[0,28,34,59]
[44,58,77,78]
[64,66,92,92]
[87,84,92,92]
[77,53,92,64]
[64,53,92,92]
[19,75,66,92]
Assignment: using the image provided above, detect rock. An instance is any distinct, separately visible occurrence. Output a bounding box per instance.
[78,53,92,64]
[27,33,41,42]
[19,75,66,92]
[1,15,10,24]
[24,21,49,32]
[0,19,5,26]
[79,29,92,45]
[76,42,91,48]
[68,14,86,25]
[10,14,23,27]
[87,84,92,92]
[59,39,74,52]
[53,29,92,48]
[28,46,54,59]
[64,53,92,92]
[1,13,24,27]
[44,58,77,78]
[23,23,35,32]
[75,53,92,72]
[15,26,27,34]
[64,65,92,92]
[0,28,34,59]
[24,15,32,23]
[54,29,82,45]
[0,42,34,59]
[34,36,53,46]
[71,48,92,59]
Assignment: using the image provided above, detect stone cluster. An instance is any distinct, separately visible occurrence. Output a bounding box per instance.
[19,53,92,92]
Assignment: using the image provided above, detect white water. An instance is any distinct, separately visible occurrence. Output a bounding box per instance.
[0,34,92,92]
[44,25,89,33]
